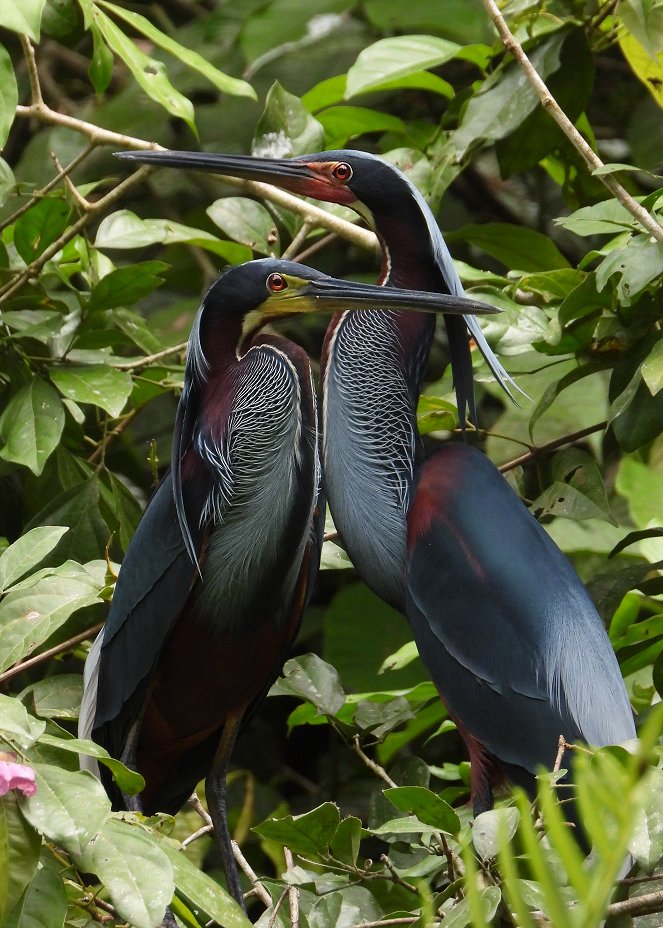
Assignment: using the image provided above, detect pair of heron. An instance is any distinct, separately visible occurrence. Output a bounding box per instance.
[80,149,635,908]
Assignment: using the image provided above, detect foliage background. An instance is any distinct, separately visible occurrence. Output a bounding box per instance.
[0,0,663,926]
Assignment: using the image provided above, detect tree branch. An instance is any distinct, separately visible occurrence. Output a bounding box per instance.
[0,623,103,686]
[482,0,663,245]
[498,421,607,473]
[351,734,397,788]
[605,890,663,919]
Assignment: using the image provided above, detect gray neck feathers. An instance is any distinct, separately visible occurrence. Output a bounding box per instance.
[323,310,416,610]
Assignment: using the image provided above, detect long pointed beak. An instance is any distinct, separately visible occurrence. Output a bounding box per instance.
[115,149,312,186]
[302,278,499,316]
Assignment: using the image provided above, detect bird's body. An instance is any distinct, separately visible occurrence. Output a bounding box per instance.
[80,255,492,904]
[116,148,636,835]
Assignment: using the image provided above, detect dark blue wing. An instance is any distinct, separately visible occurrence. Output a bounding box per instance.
[405,444,635,779]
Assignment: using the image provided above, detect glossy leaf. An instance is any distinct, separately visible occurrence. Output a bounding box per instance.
[383,786,460,834]
[317,106,407,148]
[254,802,340,856]
[354,697,415,739]
[13,198,72,264]
[472,808,519,859]
[50,365,133,418]
[6,856,67,928]
[308,886,384,928]
[0,0,46,41]
[329,815,361,867]
[254,81,325,158]
[620,30,663,109]
[271,653,345,716]
[38,734,144,795]
[207,197,279,255]
[345,34,459,97]
[98,1,255,99]
[77,818,173,928]
[0,156,15,208]
[26,478,110,563]
[0,696,46,751]
[448,223,570,272]
[0,379,65,476]
[91,7,196,131]
[89,21,113,93]
[0,527,68,594]
[0,794,41,925]
[20,675,83,720]
[20,765,110,857]
[89,261,167,312]
[0,43,17,151]
[642,337,663,395]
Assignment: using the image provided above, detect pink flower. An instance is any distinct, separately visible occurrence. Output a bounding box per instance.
[0,757,37,798]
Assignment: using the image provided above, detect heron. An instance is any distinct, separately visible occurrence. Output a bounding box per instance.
[117,149,636,843]
[78,255,497,906]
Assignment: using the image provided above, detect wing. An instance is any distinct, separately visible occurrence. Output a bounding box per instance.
[405,444,635,777]
[80,464,211,787]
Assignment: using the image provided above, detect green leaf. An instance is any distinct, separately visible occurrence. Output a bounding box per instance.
[345,34,460,97]
[38,734,144,795]
[91,7,196,132]
[77,818,173,928]
[89,261,167,312]
[447,223,570,272]
[378,641,419,674]
[271,653,345,716]
[355,697,415,740]
[0,0,46,41]
[555,198,641,236]
[0,43,18,150]
[254,802,340,856]
[642,337,663,395]
[50,365,132,418]
[254,82,325,157]
[26,478,110,563]
[319,540,352,570]
[0,156,15,208]
[20,765,110,858]
[531,448,615,524]
[0,695,46,751]
[329,816,362,867]
[620,30,663,108]
[620,0,663,57]
[0,379,65,477]
[0,527,69,594]
[97,1,255,100]
[161,841,251,928]
[317,106,407,149]
[309,886,384,928]
[0,565,103,674]
[595,235,663,305]
[6,856,68,928]
[89,21,114,93]
[383,786,460,834]
[13,198,73,265]
[0,794,42,925]
[472,808,519,859]
[628,767,663,869]
[442,886,502,928]
[207,198,278,255]
[616,456,663,528]
[20,675,83,720]
[94,209,250,263]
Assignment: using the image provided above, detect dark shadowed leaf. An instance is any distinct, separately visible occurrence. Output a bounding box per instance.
[447,223,570,272]
[271,653,345,716]
[330,816,362,866]
[89,261,167,312]
[26,478,110,563]
[13,198,72,264]
[254,802,340,856]
[355,697,415,739]
[6,855,67,928]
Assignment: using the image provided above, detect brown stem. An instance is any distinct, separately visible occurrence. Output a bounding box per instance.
[114,344,188,371]
[284,847,300,928]
[20,36,44,106]
[605,890,663,919]
[0,623,103,685]
[498,421,607,473]
[482,0,663,244]
[351,734,397,788]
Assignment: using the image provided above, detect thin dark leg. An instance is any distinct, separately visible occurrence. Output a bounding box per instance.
[205,714,245,910]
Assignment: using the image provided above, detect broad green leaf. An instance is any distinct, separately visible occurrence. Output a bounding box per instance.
[94,209,250,262]
[417,395,457,435]
[0,43,17,151]
[0,527,68,593]
[38,734,144,795]
[77,818,173,928]
[91,8,196,131]
[317,106,407,148]
[616,456,663,528]
[472,808,519,859]
[378,641,419,674]
[50,365,132,418]
[308,886,384,928]
[20,765,110,858]
[89,21,113,93]
[240,0,349,63]
[13,198,73,264]
[112,307,163,354]
[89,261,167,312]
[0,379,65,477]
[26,478,110,563]
[161,841,251,928]
[329,816,362,866]
[6,857,67,928]
[0,695,46,750]
[207,198,279,255]
[555,198,641,236]
[620,30,663,109]
[0,568,103,674]
[447,223,570,272]
[302,74,347,112]
[0,156,15,208]
[642,337,663,395]
[531,448,615,524]
[345,35,459,97]
[442,886,501,928]
[254,82,325,158]
[319,539,352,570]
[0,794,41,925]
[254,802,340,856]
[0,0,46,41]
[368,814,436,836]
[98,1,255,99]
[20,675,83,720]
[355,697,414,739]
[596,235,663,305]
[383,786,460,834]
[271,653,345,716]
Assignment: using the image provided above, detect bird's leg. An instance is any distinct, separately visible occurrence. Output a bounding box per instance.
[205,712,245,910]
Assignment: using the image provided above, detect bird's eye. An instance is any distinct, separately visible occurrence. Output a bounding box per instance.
[332,162,353,182]
[267,272,288,292]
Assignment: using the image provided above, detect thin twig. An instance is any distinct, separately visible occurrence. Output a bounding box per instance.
[433,832,460,884]
[482,0,663,244]
[267,888,289,928]
[282,221,313,260]
[233,840,272,907]
[88,410,139,464]
[20,36,44,106]
[51,153,91,211]
[379,854,417,894]
[0,622,103,685]
[294,231,338,264]
[353,919,419,928]
[113,343,188,371]
[552,736,568,773]
[181,823,213,847]
[351,734,397,788]
[498,421,607,473]
[284,848,300,928]
[605,890,663,919]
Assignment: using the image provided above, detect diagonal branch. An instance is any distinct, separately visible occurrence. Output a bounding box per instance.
[482,0,663,245]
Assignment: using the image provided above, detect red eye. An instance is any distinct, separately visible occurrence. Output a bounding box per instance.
[267,272,288,292]
[332,162,353,182]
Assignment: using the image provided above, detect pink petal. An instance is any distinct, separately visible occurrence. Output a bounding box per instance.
[0,761,37,798]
